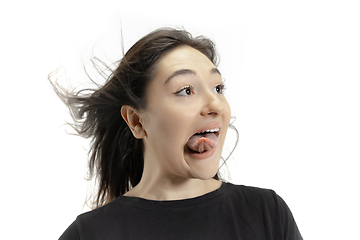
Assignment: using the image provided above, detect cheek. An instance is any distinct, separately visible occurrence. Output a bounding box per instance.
[225,101,231,123]
[222,96,231,119]
[144,106,193,150]
[160,110,193,143]
[219,100,232,143]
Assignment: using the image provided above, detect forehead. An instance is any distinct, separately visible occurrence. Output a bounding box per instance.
[153,45,216,79]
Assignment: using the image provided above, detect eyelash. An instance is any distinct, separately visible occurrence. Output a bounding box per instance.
[174,83,226,96]
[175,85,195,96]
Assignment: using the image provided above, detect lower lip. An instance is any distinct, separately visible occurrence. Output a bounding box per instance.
[186,144,218,160]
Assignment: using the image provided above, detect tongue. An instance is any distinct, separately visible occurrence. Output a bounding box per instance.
[186,133,218,153]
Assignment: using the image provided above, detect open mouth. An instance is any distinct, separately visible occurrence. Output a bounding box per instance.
[186,128,220,154]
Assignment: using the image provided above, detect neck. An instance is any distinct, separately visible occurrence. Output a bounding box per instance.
[123,145,222,200]
[124,165,221,201]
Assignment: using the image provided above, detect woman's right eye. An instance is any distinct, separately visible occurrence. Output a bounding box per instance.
[175,85,195,96]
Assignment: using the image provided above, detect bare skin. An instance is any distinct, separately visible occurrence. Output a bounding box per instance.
[121,45,231,201]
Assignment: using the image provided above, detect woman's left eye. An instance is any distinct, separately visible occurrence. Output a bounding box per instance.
[213,84,225,94]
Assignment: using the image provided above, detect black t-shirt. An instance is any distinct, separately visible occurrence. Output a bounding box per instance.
[59,182,303,240]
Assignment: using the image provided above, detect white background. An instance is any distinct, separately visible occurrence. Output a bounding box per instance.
[1,1,359,239]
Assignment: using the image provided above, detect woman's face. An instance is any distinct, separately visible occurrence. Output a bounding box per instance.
[139,45,231,180]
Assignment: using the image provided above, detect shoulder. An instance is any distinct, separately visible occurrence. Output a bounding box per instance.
[62,200,127,239]
[224,182,290,217]
[224,182,303,239]
[59,221,79,240]
[225,182,279,203]
[76,199,125,226]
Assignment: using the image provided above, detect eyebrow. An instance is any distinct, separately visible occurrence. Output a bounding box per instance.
[165,68,221,84]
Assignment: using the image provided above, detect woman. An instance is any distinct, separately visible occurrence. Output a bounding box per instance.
[54,28,302,239]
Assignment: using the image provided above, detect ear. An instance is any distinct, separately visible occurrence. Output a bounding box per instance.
[120,105,146,139]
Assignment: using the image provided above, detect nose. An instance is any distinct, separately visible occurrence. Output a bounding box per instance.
[200,91,225,117]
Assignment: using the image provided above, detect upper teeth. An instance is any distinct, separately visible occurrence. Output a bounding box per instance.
[197,128,219,134]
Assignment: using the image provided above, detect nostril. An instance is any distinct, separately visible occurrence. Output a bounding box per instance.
[208,111,218,116]
[201,107,223,117]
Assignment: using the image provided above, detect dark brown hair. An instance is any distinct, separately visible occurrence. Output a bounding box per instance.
[50,27,237,208]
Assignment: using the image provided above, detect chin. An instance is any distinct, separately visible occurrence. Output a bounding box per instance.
[183,150,222,180]
[188,164,220,180]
